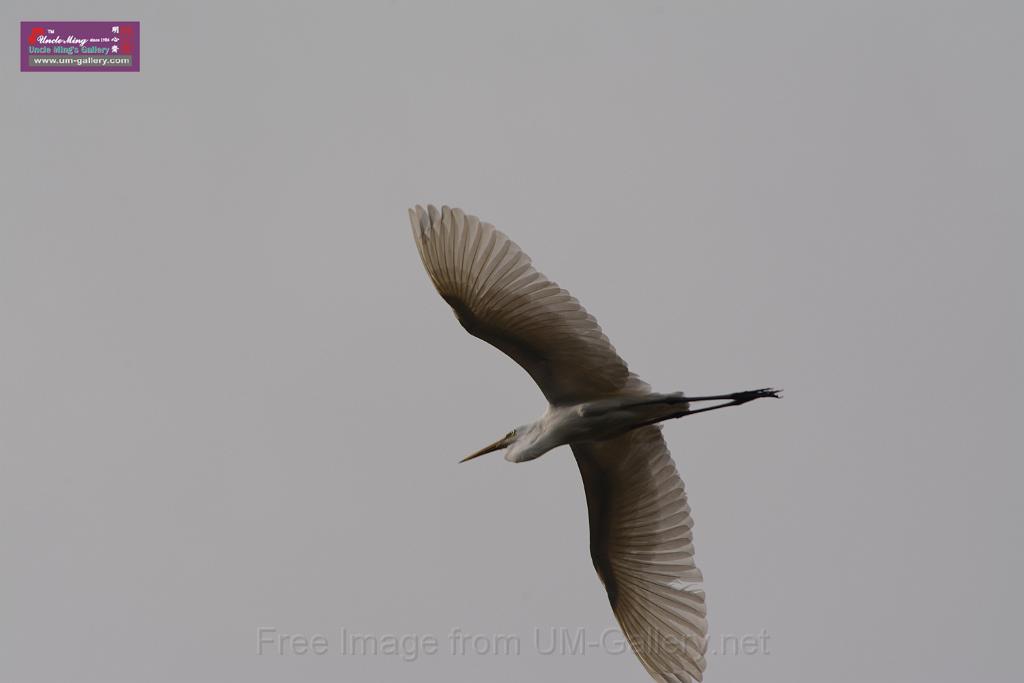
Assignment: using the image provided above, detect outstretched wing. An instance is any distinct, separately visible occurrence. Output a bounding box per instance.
[410,204,647,405]
[572,426,708,682]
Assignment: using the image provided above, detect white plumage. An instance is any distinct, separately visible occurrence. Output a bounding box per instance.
[410,205,779,682]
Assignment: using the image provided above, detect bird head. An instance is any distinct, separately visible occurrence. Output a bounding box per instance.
[460,428,519,463]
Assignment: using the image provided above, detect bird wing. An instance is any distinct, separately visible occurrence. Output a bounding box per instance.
[410,205,648,405]
[572,426,708,682]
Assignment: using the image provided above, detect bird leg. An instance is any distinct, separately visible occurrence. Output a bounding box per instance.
[682,388,781,405]
[633,388,781,428]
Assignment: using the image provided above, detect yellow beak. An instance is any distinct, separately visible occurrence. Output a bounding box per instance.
[460,434,513,463]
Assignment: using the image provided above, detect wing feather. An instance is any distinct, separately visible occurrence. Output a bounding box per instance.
[410,205,647,404]
[572,426,708,682]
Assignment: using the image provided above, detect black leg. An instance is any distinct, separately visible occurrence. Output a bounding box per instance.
[682,388,781,404]
[632,388,781,429]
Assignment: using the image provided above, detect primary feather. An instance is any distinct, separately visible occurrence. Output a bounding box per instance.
[409,205,648,405]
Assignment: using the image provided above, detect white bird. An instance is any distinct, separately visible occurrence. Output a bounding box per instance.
[410,205,779,682]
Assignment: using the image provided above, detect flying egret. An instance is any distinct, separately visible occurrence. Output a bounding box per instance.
[410,205,779,682]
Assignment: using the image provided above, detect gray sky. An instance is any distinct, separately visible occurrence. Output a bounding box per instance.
[2,2,1021,682]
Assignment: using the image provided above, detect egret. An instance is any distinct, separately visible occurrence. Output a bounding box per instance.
[410,205,779,682]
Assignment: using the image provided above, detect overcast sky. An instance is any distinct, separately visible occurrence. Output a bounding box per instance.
[2,2,1021,682]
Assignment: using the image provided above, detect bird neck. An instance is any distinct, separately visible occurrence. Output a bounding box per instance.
[506,421,552,463]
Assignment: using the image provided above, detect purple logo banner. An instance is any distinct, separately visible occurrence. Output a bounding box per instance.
[21,21,140,72]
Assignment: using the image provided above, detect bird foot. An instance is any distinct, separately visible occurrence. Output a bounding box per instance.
[733,388,782,404]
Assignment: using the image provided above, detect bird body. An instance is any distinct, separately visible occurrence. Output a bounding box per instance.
[410,205,779,682]
[494,393,690,463]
